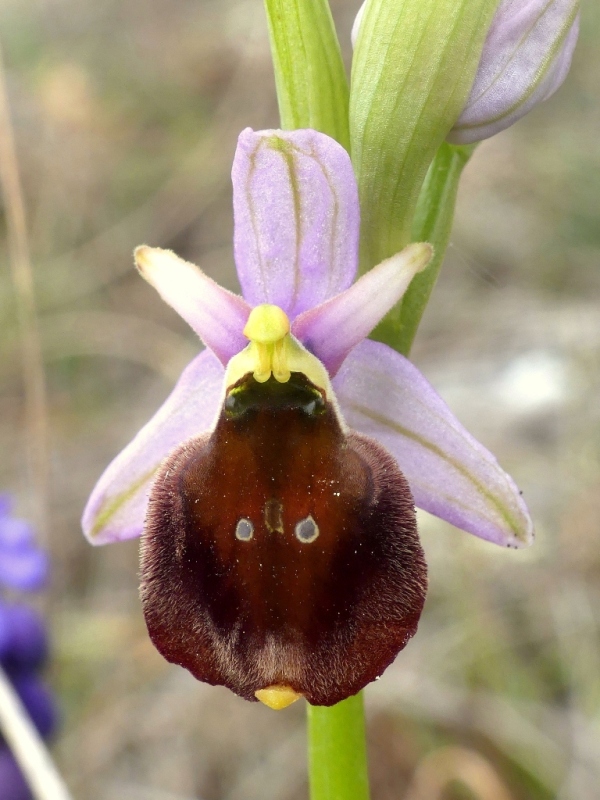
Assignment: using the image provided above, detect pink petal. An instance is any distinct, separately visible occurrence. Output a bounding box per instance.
[232,128,359,319]
[292,243,432,376]
[82,350,224,545]
[135,246,251,365]
[333,340,534,548]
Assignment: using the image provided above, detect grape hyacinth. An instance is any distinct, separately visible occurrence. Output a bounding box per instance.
[0,496,57,800]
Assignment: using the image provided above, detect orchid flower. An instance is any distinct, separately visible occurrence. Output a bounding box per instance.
[82,128,532,708]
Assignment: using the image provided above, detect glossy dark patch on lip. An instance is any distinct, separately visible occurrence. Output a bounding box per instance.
[141,372,427,706]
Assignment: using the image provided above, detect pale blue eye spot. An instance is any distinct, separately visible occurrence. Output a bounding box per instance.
[236,518,254,541]
[295,516,319,544]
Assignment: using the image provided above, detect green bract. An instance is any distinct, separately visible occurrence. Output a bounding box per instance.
[263,0,350,150]
[374,141,476,355]
[350,0,500,270]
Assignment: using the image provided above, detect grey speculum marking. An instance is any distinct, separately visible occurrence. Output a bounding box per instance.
[295,515,319,543]
[235,518,254,541]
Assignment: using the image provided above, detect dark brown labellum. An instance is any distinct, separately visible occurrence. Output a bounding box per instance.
[141,372,427,706]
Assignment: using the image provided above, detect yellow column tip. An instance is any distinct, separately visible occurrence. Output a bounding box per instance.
[244,304,290,343]
[255,685,303,710]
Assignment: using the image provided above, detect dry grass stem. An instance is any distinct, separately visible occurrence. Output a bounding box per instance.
[0,40,49,537]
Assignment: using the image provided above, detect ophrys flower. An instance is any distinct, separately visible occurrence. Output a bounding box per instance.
[83,128,532,707]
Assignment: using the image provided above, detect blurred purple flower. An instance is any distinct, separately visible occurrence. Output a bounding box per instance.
[0,749,32,800]
[0,605,48,672]
[10,675,57,739]
[0,496,57,796]
[0,497,48,592]
[83,127,533,550]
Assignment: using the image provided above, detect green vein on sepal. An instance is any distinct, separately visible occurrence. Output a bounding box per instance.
[91,467,157,539]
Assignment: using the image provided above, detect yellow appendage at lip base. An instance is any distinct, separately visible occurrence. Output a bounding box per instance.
[255,685,303,710]
[224,304,333,396]
[243,304,291,382]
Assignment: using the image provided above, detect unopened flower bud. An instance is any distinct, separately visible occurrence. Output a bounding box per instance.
[448,0,580,143]
[352,0,579,145]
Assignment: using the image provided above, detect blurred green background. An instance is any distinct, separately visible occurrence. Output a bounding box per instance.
[0,1,599,798]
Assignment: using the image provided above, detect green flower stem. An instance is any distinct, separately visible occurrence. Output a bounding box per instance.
[263,0,350,150]
[308,692,370,800]
[372,141,476,356]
